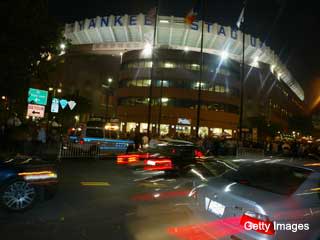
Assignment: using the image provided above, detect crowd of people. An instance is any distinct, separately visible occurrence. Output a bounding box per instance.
[0,114,61,156]
[1,115,320,159]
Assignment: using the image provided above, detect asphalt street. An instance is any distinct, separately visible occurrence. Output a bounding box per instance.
[0,158,202,240]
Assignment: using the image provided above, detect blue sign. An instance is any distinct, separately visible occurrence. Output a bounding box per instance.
[27,88,48,106]
[51,98,59,113]
[60,99,68,109]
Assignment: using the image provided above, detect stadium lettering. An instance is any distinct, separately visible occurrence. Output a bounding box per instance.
[76,15,260,49]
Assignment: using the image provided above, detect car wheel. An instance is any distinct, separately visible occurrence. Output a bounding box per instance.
[0,180,37,211]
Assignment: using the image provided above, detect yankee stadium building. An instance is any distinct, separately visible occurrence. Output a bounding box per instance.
[51,13,305,139]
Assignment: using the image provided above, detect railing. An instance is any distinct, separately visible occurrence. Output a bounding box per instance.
[58,138,135,160]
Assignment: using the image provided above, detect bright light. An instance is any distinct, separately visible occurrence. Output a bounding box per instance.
[18,171,57,181]
[120,52,123,56]
[60,43,66,50]
[142,43,152,56]
[161,98,169,103]
[48,87,53,91]
[46,53,52,61]
[184,46,189,52]
[74,115,80,121]
[159,19,169,23]
[108,77,113,83]
[1,96,6,100]
[220,51,229,60]
[277,73,282,80]
[164,62,174,68]
[253,56,259,63]
[57,88,62,93]
[270,65,275,73]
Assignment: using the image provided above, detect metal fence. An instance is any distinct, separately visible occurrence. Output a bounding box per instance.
[58,139,134,160]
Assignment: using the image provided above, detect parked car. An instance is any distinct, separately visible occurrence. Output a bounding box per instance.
[0,154,58,211]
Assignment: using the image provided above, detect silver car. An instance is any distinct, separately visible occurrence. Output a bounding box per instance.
[190,161,320,240]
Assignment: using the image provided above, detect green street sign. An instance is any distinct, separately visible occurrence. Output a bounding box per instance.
[27,88,48,106]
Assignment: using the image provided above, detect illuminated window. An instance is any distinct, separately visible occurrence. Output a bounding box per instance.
[145,61,153,68]
[164,62,175,68]
[214,85,226,93]
[126,122,137,132]
[212,128,223,136]
[191,64,200,71]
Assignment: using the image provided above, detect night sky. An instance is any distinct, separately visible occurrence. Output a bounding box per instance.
[49,0,320,106]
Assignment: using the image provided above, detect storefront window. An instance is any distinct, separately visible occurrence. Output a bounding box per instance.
[212,128,223,136]
[126,122,137,132]
[140,123,148,133]
[176,125,191,135]
[223,129,233,138]
[160,124,169,136]
[198,127,209,138]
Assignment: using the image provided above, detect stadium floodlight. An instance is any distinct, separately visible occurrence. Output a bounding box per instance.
[142,43,152,56]
[220,51,229,60]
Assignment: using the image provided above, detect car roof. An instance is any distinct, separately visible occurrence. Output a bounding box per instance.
[240,160,320,173]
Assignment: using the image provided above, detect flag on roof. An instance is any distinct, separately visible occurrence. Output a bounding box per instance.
[185,1,201,25]
[236,6,245,29]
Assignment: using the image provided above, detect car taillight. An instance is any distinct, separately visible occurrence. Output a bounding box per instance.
[144,158,173,171]
[117,153,150,165]
[194,149,204,158]
[240,211,275,235]
[79,139,85,145]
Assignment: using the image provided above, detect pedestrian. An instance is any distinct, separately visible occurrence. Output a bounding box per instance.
[142,134,149,148]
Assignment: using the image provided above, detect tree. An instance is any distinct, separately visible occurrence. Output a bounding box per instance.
[0,0,65,114]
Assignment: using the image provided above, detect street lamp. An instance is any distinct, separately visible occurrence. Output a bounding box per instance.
[57,88,62,93]
[102,78,113,120]
[60,43,66,50]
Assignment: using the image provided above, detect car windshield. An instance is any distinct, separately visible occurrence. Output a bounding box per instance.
[223,163,312,195]
[85,129,104,138]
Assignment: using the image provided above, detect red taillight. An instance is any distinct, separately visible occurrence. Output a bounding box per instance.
[194,149,204,158]
[116,153,150,165]
[143,158,173,171]
[79,139,85,145]
[240,211,275,235]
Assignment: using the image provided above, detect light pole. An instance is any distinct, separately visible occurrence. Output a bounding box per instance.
[102,77,113,121]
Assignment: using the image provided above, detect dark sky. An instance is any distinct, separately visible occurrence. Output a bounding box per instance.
[49,0,320,103]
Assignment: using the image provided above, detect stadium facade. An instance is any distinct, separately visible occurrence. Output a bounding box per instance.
[51,13,305,140]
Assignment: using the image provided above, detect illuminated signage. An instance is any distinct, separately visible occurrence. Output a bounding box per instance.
[177,118,191,125]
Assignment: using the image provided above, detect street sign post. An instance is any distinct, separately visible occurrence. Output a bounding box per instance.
[59,99,68,109]
[68,100,76,110]
[27,104,45,118]
[27,88,48,105]
[51,98,59,113]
